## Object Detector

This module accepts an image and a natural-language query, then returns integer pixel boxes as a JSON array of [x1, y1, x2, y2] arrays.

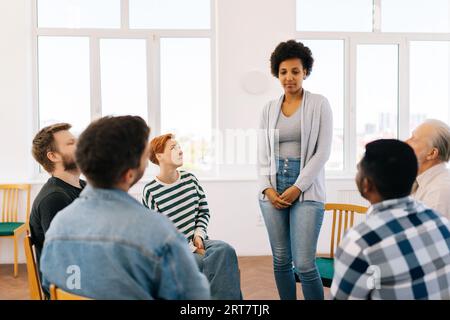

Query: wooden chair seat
[[0, 222, 24, 236], [0, 184, 31, 277]]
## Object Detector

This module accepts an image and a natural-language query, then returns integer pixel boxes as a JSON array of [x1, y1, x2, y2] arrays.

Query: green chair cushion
[[0, 222, 24, 236], [316, 257, 334, 287]]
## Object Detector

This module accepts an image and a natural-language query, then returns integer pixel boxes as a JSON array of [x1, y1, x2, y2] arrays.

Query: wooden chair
[[295, 203, 368, 287], [0, 184, 31, 277], [24, 233, 43, 300], [50, 284, 91, 300], [317, 203, 368, 287]]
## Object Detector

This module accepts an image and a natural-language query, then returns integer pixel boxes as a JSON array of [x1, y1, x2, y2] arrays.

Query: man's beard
[[62, 154, 78, 172], [130, 166, 145, 188]]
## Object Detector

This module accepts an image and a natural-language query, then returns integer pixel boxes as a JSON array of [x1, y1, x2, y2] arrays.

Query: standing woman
[[257, 40, 333, 300]]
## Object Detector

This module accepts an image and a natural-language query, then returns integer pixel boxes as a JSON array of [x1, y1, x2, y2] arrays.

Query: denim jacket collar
[[80, 184, 139, 206]]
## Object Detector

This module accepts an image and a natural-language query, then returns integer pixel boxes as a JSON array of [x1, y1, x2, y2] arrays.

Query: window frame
[[31, 0, 218, 179], [295, 0, 450, 176]]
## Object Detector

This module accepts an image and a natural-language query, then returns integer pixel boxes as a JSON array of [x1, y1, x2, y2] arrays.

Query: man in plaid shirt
[[331, 139, 450, 300]]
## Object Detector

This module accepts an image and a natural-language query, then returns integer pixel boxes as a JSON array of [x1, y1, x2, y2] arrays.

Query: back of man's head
[[360, 139, 418, 200], [75, 116, 150, 188]]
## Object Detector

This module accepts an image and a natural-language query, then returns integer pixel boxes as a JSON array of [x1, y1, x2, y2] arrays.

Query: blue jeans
[[193, 239, 242, 300], [259, 158, 324, 300]]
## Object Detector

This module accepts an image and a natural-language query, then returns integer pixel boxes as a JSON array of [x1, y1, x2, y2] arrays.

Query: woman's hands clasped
[[280, 185, 301, 205], [264, 186, 302, 210]]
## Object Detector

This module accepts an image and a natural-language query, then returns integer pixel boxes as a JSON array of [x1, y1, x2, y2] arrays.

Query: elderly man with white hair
[[406, 119, 450, 219]]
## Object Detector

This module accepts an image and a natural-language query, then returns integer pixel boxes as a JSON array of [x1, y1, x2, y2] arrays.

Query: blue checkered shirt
[[331, 196, 450, 300]]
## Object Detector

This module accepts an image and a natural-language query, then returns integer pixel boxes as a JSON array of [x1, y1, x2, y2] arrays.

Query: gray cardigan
[[257, 90, 333, 203]]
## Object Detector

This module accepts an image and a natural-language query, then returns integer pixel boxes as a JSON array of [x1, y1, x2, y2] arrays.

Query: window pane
[[38, 36, 91, 134], [100, 39, 148, 121], [37, 0, 120, 28], [299, 40, 344, 171], [381, 0, 450, 33], [356, 45, 399, 164], [160, 38, 212, 171], [130, 0, 210, 29], [296, 0, 373, 32], [410, 41, 450, 132]]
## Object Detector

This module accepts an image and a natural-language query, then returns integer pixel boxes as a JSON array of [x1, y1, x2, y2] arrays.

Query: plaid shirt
[[331, 196, 450, 300]]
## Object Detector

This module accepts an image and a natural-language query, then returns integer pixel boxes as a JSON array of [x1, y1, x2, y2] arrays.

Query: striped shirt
[[331, 196, 450, 300], [142, 171, 210, 252]]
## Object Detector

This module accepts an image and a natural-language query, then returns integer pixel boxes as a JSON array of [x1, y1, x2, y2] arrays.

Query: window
[[160, 38, 212, 171], [37, 0, 121, 28], [296, 0, 373, 32], [129, 0, 211, 29], [299, 40, 345, 171], [296, 0, 450, 173], [410, 41, 450, 132], [38, 36, 91, 134], [34, 0, 214, 174], [381, 0, 450, 33], [100, 39, 148, 120], [356, 44, 399, 161]]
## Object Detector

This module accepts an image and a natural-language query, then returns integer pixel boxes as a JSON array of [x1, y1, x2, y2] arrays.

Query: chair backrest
[[0, 184, 31, 224], [50, 284, 91, 300], [325, 203, 368, 258], [24, 233, 43, 300]]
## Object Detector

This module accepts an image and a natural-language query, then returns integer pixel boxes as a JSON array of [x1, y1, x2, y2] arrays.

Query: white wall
[[0, 0, 368, 264], [0, 0, 34, 183], [215, 0, 294, 177]]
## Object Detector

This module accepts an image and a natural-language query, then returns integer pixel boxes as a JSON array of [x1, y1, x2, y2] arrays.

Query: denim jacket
[[40, 185, 210, 300]]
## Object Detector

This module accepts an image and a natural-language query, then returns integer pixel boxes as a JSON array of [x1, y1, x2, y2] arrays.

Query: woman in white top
[[257, 40, 333, 300]]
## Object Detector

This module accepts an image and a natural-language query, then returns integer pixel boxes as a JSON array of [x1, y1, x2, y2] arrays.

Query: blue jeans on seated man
[[259, 158, 324, 300], [193, 239, 242, 300]]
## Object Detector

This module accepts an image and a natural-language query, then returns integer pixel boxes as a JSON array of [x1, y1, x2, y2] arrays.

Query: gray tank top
[[276, 106, 301, 159]]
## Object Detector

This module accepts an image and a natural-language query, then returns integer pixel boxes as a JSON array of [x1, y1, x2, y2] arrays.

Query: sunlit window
[[38, 36, 91, 135], [356, 44, 399, 162], [35, 0, 213, 174], [296, 0, 373, 32], [299, 40, 344, 171]]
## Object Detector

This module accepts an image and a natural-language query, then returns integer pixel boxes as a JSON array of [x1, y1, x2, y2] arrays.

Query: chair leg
[[14, 236, 18, 277]]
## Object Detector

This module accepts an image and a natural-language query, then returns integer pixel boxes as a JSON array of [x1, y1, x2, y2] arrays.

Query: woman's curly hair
[[270, 40, 314, 78]]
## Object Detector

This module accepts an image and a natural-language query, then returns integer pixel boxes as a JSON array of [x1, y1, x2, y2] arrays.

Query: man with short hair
[[40, 116, 210, 300], [30, 123, 86, 266], [406, 119, 450, 219], [331, 139, 450, 300]]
